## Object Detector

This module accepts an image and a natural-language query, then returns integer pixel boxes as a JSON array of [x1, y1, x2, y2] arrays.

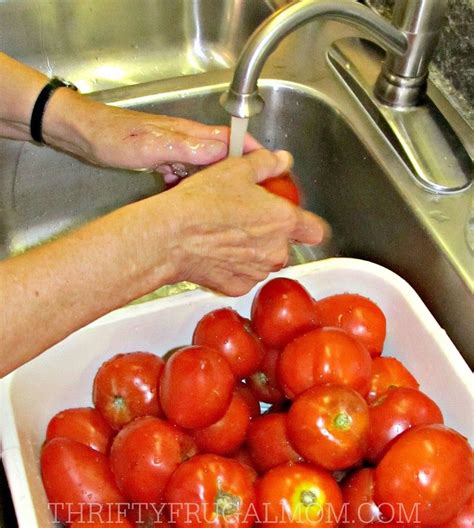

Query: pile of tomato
[[40, 277, 473, 528]]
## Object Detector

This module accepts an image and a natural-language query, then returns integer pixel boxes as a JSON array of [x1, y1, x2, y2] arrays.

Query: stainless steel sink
[[0, 6, 472, 366]]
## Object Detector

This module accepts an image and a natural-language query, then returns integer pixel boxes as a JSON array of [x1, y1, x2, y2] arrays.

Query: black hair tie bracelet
[[30, 77, 78, 144]]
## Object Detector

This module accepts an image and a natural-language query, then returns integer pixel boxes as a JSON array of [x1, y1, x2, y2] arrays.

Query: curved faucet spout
[[220, 0, 408, 118]]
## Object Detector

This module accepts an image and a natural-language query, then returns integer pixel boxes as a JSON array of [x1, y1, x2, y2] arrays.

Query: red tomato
[[255, 462, 343, 527], [340, 468, 382, 527], [251, 278, 319, 349], [71, 518, 133, 528], [46, 407, 114, 455], [128, 504, 171, 527], [193, 308, 265, 378], [165, 454, 256, 528], [246, 347, 286, 404], [259, 172, 301, 205], [93, 351, 165, 430], [236, 382, 261, 419], [315, 294, 386, 357], [41, 438, 124, 525], [374, 424, 474, 525], [247, 413, 303, 473], [278, 327, 372, 399], [438, 494, 474, 528], [367, 386, 444, 462], [287, 384, 369, 471], [109, 416, 196, 503], [159, 345, 235, 428], [367, 357, 419, 403], [193, 389, 251, 455]]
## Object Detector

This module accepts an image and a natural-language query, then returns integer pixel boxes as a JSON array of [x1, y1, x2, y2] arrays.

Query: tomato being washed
[[287, 384, 369, 471], [93, 351, 165, 430], [46, 407, 114, 455], [259, 172, 301, 205], [374, 424, 474, 525], [193, 308, 264, 378], [251, 278, 319, 350], [255, 462, 343, 527], [165, 454, 256, 528], [159, 345, 235, 429], [315, 293, 386, 357]]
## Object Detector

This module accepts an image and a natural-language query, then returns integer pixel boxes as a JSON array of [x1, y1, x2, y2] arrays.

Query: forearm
[[0, 195, 178, 377]]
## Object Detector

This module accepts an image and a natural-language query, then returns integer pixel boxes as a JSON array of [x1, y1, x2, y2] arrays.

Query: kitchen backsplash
[[366, 0, 473, 128]]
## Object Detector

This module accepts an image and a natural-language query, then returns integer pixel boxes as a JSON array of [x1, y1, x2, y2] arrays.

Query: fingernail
[[274, 150, 293, 171]]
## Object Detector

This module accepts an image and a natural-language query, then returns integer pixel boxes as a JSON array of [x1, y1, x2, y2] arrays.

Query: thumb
[[243, 149, 294, 183], [291, 209, 331, 245]]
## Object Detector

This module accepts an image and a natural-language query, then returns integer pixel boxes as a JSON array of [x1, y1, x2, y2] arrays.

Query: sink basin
[[0, 0, 273, 92], [0, 11, 472, 367]]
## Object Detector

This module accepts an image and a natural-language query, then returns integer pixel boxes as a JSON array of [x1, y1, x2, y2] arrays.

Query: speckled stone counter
[[366, 0, 474, 127]]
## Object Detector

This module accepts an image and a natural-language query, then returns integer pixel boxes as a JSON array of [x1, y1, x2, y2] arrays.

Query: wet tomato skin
[[193, 307, 265, 378], [340, 468, 382, 527], [255, 462, 343, 527], [236, 382, 261, 419], [246, 347, 286, 404], [46, 407, 114, 455], [259, 172, 301, 205], [367, 356, 419, 403], [251, 278, 319, 350], [374, 424, 474, 525], [247, 413, 304, 473], [278, 327, 372, 399], [41, 437, 124, 525], [192, 389, 251, 455], [164, 454, 256, 528], [437, 494, 474, 528], [367, 386, 444, 462], [93, 351, 165, 430], [110, 416, 196, 503], [287, 384, 369, 471], [315, 293, 386, 357], [159, 345, 235, 429]]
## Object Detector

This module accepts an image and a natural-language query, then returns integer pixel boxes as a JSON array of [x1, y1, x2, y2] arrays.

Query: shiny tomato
[[193, 308, 264, 378], [70, 518, 133, 528], [41, 438, 124, 525], [287, 384, 369, 471], [109, 416, 196, 503], [438, 494, 474, 528], [247, 413, 303, 473], [93, 351, 165, 430], [70, 508, 132, 528], [367, 357, 419, 403], [165, 454, 256, 528], [236, 382, 261, 419], [315, 294, 386, 357], [251, 278, 319, 349], [259, 172, 300, 205], [46, 407, 114, 455], [193, 389, 251, 455], [246, 347, 286, 404], [278, 327, 372, 399], [367, 386, 444, 462], [374, 424, 474, 525], [340, 468, 382, 527], [255, 462, 343, 527], [159, 345, 235, 428], [128, 504, 171, 527]]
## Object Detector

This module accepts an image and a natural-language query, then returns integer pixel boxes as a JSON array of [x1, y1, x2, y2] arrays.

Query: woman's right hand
[[157, 149, 328, 296]]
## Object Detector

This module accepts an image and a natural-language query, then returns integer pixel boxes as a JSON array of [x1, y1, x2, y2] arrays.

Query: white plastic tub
[[1, 258, 473, 527]]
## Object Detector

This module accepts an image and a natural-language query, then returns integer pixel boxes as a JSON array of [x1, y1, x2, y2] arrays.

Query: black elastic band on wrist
[[30, 78, 78, 144]]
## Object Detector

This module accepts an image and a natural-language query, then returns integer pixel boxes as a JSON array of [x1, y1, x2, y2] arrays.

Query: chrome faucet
[[221, 0, 472, 194]]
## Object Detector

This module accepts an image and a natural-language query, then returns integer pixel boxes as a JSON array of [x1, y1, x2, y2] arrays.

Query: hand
[[43, 89, 260, 170], [162, 149, 328, 296]]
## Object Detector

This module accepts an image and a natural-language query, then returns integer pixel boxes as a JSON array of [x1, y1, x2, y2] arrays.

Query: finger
[[243, 133, 263, 152], [291, 209, 330, 245], [243, 149, 294, 183]]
